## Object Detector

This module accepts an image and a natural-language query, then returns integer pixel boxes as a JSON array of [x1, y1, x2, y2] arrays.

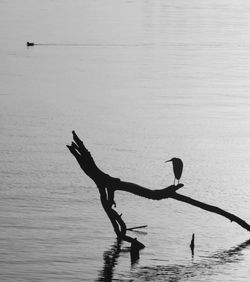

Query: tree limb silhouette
[[67, 131, 250, 247]]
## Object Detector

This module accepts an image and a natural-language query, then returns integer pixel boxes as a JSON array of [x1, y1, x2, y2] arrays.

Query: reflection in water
[[97, 240, 121, 282], [211, 238, 250, 263], [132, 239, 250, 281], [97, 239, 144, 281], [130, 238, 141, 265], [98, 239, 250, 281]]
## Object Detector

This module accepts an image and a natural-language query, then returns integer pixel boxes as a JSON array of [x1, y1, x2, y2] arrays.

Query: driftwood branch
[[67, 131, 250, 247]]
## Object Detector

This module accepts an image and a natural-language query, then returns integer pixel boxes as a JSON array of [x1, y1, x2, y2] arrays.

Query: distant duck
[[165, 157, 183, 185], [26, 42, 34, 46]]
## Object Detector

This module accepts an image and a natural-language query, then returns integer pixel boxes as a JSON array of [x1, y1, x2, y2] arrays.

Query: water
[[1, 0, 250, 281]]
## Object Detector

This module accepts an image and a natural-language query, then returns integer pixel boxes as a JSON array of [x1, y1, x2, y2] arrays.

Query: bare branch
[[171, 193, 250, 231], [67, 131, 250, 244]]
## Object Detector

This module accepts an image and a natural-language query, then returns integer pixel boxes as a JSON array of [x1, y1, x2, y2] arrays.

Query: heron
[[165, 157, 183, 185]]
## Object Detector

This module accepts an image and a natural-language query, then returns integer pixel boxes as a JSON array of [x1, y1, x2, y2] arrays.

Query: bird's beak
[[165, 160, 171, 163]]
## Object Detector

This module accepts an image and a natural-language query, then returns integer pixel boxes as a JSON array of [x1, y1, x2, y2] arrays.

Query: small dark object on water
[[130, 238, 144, 264], [190, 233, 195, 257], [26, 42, 35, 46]]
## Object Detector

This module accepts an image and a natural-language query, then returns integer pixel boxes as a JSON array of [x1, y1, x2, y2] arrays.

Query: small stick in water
[[190, 233, 195, 257], [130, 238, 145, 264], [126, 225, 147, 231]]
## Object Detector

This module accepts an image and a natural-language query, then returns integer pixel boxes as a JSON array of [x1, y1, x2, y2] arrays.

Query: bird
[[165, 157, 183, 185], [26, 42, 34, 46]]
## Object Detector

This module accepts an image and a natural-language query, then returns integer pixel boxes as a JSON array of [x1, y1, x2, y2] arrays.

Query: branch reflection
[[97, 240, 121, 282], [97, 238, 144, 281], [97, 238, 250, 281], [131, 238, 250, 281]]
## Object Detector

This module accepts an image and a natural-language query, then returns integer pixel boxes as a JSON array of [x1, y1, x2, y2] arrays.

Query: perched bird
[[165, 157, 183, 185]]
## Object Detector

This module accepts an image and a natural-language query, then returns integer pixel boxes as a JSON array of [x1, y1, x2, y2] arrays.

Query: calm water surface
[[1, 0, 250, 281]]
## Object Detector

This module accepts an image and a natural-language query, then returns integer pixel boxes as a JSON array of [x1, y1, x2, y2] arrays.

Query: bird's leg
[[173, 178, 176, 186]]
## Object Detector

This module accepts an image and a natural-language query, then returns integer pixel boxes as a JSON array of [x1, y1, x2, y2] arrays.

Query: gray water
[[1, 0, 250, 281]]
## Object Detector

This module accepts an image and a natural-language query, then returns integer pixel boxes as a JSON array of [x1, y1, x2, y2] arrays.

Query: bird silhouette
[[165, 157, 183, 185]]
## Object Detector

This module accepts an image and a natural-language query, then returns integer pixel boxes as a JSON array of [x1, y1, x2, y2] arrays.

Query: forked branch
[[67, 131, 250, 246]]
